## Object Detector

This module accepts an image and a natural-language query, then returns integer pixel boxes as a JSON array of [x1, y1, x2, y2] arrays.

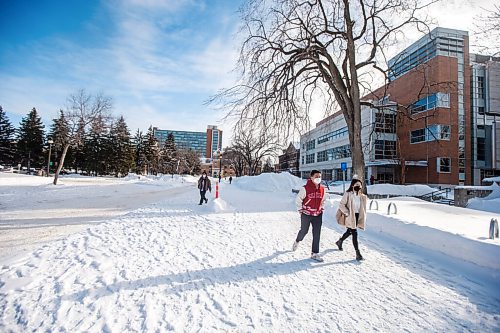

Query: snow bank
[[122, 173, 198, 186], [326, 196, 500, 270], [234, 173, 305, 192], [467, 183, 500, 214], [367, 183, 435, 196]]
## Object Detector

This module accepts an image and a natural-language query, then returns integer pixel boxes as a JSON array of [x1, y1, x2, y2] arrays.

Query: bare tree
[[211, 0, 434, 181], [53, 89, 112, 185], [223, 146, 246, 177], [177, 149, 201, 175], [232, 125, 279, 176], [472, 5, 500, 56]]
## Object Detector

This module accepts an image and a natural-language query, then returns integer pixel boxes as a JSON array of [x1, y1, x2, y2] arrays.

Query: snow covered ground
[[1, 173, 499, 332]]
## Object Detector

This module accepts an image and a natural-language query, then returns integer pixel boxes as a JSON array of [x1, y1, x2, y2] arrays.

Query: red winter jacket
[[295, 179, 326, 216]]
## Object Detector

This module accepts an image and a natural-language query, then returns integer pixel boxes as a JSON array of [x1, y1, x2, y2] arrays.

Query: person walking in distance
[[197, 171, 211, 205], [336, 177, 367, 260], [292, 170, 326, 262], [229, 176, 233, 184]]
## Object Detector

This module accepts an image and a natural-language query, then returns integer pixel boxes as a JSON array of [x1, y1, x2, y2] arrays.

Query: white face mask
[[313, 177, 322, 185]]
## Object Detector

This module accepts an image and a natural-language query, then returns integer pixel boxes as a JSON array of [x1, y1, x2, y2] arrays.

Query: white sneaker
[[311, 253, 324, 262], [292, 241, 299, 251]]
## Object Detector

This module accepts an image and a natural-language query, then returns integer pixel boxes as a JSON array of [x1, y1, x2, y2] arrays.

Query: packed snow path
[[1, 181, 499, 332]]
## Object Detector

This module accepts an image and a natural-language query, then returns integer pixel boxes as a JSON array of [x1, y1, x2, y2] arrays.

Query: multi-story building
[[470, 53, 500, 183], [153, 125, 223, 160], [299, 102, 399, 182], [277, 142, 300, 177], [300, 27, 499, 186]]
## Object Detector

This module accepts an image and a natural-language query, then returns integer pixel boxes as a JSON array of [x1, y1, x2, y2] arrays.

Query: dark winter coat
[[198, 177, 211, 192]]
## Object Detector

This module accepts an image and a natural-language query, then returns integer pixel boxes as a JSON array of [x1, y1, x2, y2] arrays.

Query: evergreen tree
[[48, 110, 71, 174], [0, 106, 16, 166], [83, 115, 109, 175], [109, 116, 134, 176], [143, 126, 160, 175], [17, 107, 46, 171], [133, 129, 147, 174], [161, 133, 177, 174]]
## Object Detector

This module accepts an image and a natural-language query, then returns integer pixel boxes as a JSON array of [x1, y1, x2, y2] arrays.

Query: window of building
[[478, 106, 485, 114], [301, 156, 304, 165], [411, 125, 450, 143], [317, 127, 348, 144], [410, 93, 450, 114], [477, 137, 485, 161], [306, 153, 315, 164], [426, 125, 451, 141], [410, 129, 426, 143], [477, 76, 485, 99], [374, 140, 396, 159], [374, 112, 396, 133], [306, 140, 315, 151], [437, 157, 451, 173]]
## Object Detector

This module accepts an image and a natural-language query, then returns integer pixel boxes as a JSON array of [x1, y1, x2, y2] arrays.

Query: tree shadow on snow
[[61, 250, 350, 302]]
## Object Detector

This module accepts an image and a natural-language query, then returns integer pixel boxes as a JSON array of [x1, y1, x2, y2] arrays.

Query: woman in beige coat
[[336, 177, 367, 260]]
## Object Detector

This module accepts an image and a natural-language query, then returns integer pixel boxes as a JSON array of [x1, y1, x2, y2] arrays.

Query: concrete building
[[153, 125, 223, 160], [299, 27, 500, 186], [299, 102, 399, 182]]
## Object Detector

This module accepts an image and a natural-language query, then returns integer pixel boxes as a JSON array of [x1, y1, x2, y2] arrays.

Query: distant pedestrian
[[229, 176, 233, 184], [370, 174, 375, 185], [197, 171, 211, 205], [218, 175, 222, 183], [292, 170, 326, 262], [335, 177, 367, 260]]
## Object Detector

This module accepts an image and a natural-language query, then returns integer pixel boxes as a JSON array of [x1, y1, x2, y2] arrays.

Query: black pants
[[199, 190, 207, 204], [340, 213, 360, 251], [296, 213, 323, 254]]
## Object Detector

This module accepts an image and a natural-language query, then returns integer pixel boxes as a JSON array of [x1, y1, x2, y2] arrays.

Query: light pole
[[47, 138, 53, 177], [219, 150, 222, 179]]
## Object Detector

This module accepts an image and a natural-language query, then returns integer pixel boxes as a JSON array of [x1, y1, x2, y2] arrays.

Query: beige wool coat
[[338, 191, 367, 230]]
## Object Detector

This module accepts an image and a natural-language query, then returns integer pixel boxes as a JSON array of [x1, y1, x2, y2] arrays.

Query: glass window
[[477, 137, 485, 161], [437, 157, 451, 173], [410, 129, 426, 143], [375, 113, 396, 133], [478, 76, 485, 99], [306, 140, 315, 150], [306, 154, 315, 164], [375, 140, 396, 159]]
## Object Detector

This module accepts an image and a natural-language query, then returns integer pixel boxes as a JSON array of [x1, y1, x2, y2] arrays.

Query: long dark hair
[[346, 178, 363, 193]]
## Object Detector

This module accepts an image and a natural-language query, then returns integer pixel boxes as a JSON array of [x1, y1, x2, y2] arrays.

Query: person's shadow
[[62, 250, 347, 302]]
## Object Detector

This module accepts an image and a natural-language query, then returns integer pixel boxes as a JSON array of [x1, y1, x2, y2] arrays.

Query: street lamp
[[47, 138, 54, 177]]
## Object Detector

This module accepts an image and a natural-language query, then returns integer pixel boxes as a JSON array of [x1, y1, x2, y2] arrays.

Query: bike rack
[[387, 202, 397, 215], [369, 200, 379, 211], [490, 218, 499, 239]]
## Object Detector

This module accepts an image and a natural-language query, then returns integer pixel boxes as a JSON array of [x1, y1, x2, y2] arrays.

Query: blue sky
[[0, 0, 494, 143], [0, 0, 243, 138]]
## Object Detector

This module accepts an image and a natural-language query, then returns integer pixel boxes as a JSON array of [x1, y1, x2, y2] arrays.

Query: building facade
[[299, 103, 399, 183], [277, 142, 300, 177], [300, 27, 499, 186], [153, 125, 223, 161]]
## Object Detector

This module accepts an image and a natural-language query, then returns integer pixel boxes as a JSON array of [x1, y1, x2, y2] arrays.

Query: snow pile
[[467, 183, 500, 214], [234, 172, 305, 192], [483, 176, 500, 184], [123, 173, 198, 186], [367, 183, 436, 196]]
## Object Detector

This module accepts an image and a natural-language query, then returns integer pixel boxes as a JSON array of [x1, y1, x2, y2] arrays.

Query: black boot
[[335, 239, 343, 251], [356, 251, 364, 261]]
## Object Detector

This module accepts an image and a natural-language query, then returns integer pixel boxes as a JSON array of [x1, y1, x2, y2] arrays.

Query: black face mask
[[354, 186, 361, 191]]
